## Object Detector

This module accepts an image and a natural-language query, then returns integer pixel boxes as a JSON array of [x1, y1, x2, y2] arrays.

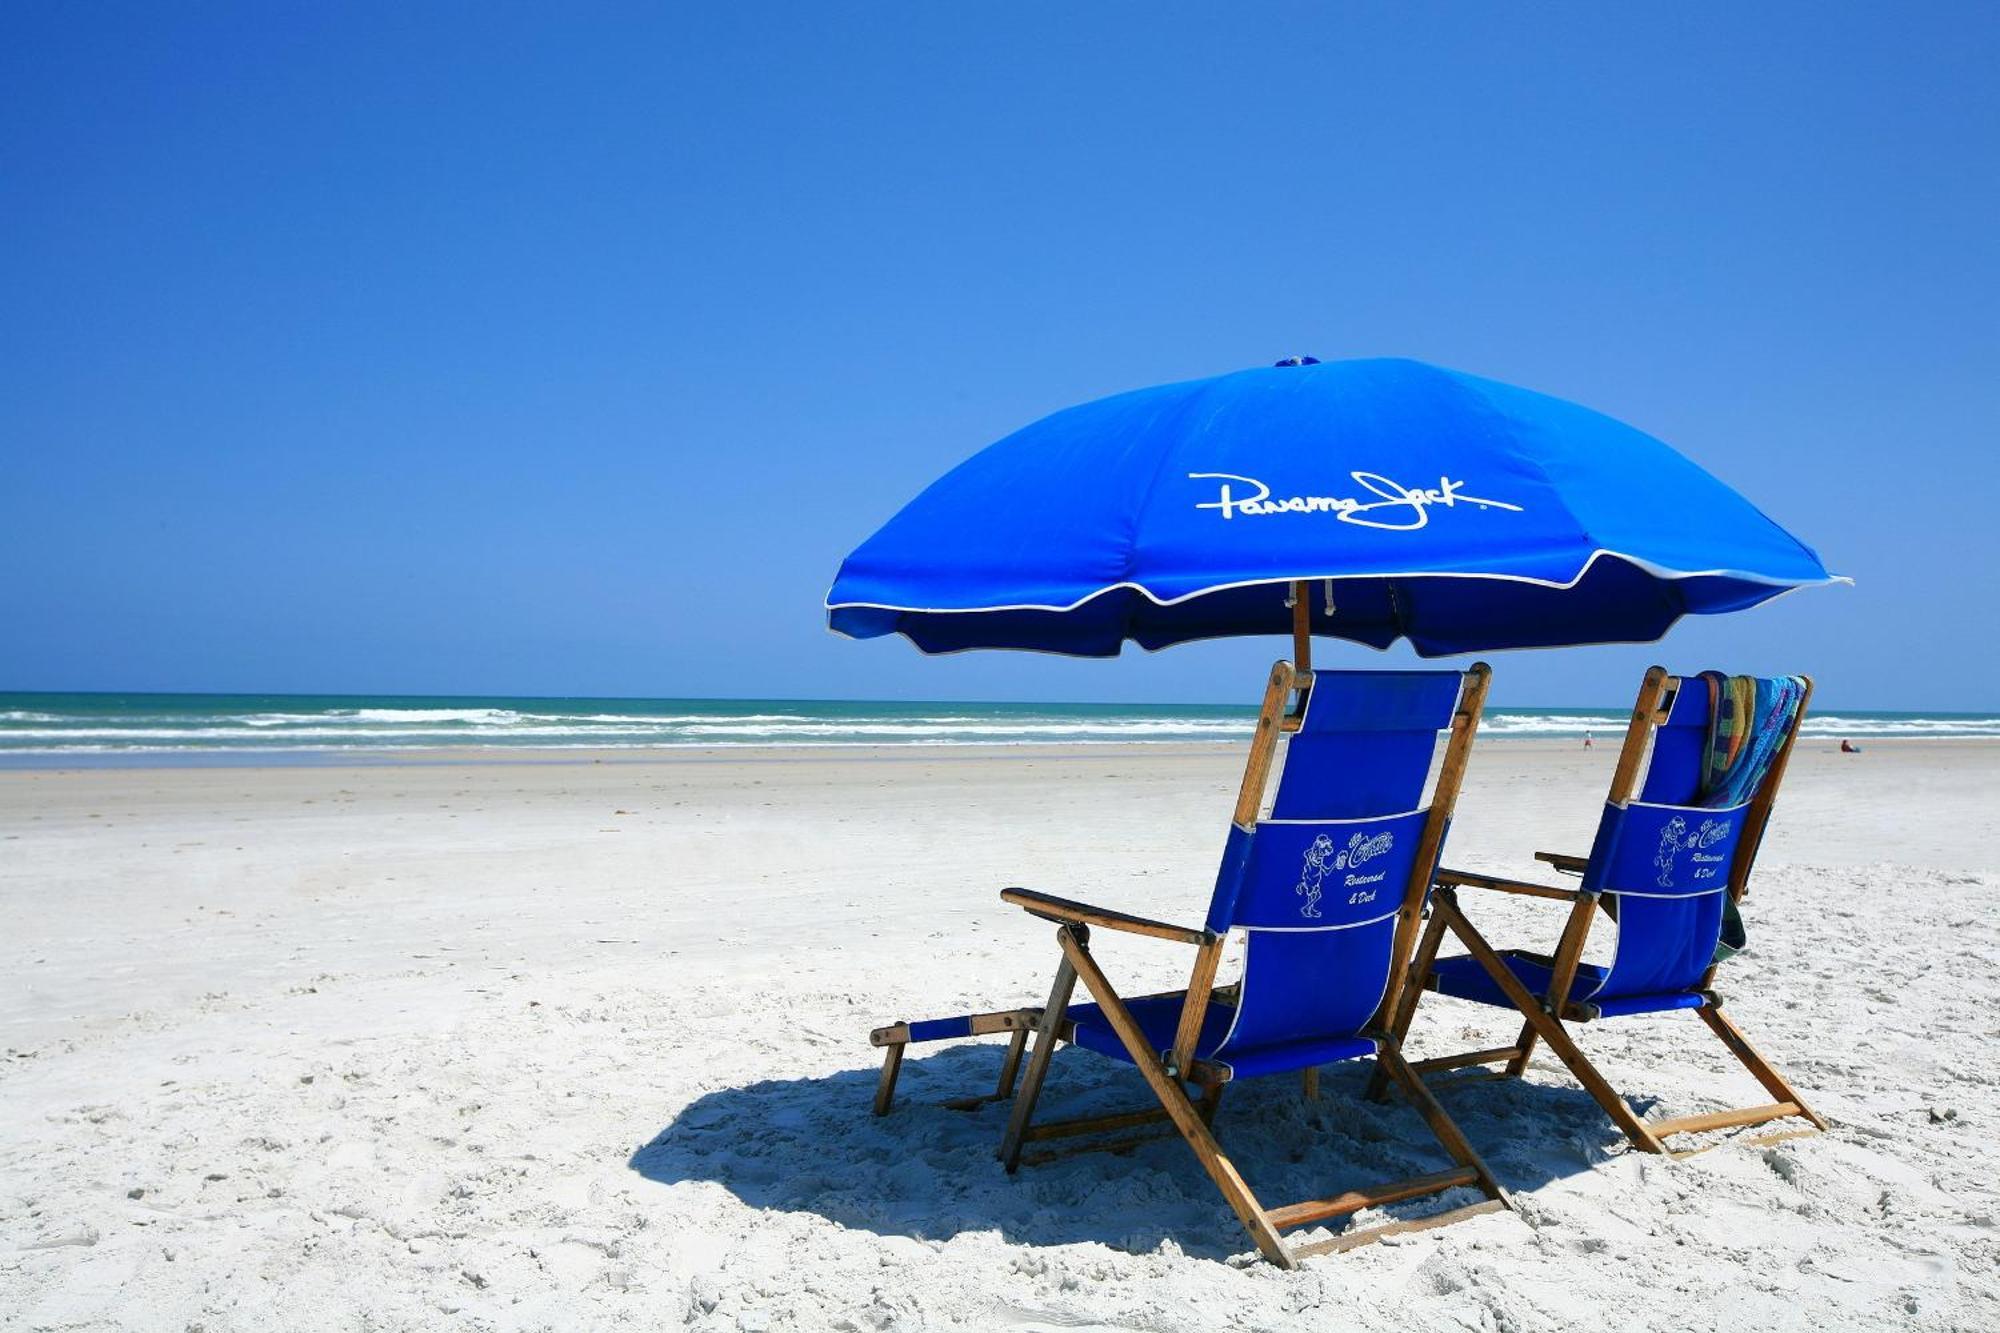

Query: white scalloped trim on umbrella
[[824, 546, 1851, 617]]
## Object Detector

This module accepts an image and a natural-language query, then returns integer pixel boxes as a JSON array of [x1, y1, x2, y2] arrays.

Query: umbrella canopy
[[827, 358, 1843, 657]]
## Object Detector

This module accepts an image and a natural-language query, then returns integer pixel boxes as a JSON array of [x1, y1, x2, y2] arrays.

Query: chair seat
[[1066, 994, 1377, 1079], [1427, 953, 1708, 1019]]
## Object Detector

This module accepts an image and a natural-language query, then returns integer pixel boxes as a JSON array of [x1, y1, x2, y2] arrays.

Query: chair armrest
[[1534, 850, 1588, 876], [1000, 888, 1211, 945], [1434, 867, 1585, 902]]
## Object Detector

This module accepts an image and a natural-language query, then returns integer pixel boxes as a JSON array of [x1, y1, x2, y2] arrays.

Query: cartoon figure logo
[[1296, 835, 1335, 918], [1296, 828, 1398, 918], [1654, 816, 1732, 888], [1654, 815, 1687, 887]]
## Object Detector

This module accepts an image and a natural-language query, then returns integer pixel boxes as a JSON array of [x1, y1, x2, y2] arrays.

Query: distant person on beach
[[1840, 738, 1861, 754], [1583, 731, 1593, 749]]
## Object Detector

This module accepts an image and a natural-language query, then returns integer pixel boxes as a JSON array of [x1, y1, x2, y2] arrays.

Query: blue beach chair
[[1380, 666, 1826, 1155], [868, 662, 1511, 1266]]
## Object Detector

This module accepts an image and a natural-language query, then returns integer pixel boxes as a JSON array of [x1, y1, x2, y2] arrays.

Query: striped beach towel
[[1696, 672, 1808, 960]]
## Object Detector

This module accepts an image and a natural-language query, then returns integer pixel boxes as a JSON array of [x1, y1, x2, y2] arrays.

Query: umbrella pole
[[1290, 580, 1312, 673]]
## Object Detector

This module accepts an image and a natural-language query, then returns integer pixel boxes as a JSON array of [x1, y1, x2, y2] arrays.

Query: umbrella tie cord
[[1323, 579, 1336, 618]]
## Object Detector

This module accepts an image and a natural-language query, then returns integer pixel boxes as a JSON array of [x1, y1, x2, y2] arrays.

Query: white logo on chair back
[[1296, 828, 1398, 918], [1337, 830, 1394, 871], [1189, 471, 1524, 531], [1654, 816, 1732, 888], [1295, 835, 1335, 918], [1336, 830, 1395, 905]]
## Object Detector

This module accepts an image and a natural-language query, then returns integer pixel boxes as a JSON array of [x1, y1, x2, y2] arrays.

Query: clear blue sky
[[4, 5, 1995, 709]]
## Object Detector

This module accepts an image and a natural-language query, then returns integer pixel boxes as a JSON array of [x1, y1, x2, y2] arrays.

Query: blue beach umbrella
[[827, 358, 1843, 657]]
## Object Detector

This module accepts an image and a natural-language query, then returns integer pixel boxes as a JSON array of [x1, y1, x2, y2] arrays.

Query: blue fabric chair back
[[1204, 671, 1463, 1053], [1637, 678, 1710, 805], [1581, 678, 1786, 1002], [1270, 671, 1463, 819]]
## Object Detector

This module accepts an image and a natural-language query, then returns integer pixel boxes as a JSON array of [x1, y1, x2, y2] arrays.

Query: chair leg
[[1695, 1004, 1829, 1132], [1042, 928, 1521, 1266], [1367, 907, 1448, 1102], [998, 937, 1083, 1173], [1375, 1044, 1512, 1209], [1503, 1019, 1540, 1078], [992, 1025, 1030, 1101], [1434, 896, 1667, 1154], [939, 1023, 1039, 1112], [871, 1042, 905, 1116], [1635, 1007, 1828, 1154], [1056, 926, 1295, 1267]]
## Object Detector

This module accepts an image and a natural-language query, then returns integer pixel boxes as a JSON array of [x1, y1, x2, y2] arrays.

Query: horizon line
[[1, 686, 1994, 718]]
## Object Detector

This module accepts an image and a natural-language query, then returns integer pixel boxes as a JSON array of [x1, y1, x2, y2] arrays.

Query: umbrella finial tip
[[1273, 355, 1322, 367]]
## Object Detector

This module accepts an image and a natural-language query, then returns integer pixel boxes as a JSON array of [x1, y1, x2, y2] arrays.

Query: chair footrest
[[1266, 1165, 1478, 1232], [1290, 1197, 1508, 1258], [871, 1008, 1042, 1046], [1651, 1101, 1801, 1137]]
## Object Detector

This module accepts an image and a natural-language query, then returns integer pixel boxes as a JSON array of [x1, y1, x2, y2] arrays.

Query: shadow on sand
[[629, 1042, 1624, 1260]]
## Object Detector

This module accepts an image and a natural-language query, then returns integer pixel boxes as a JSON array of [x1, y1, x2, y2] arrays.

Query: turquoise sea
[[1, 692, 1996, 766]]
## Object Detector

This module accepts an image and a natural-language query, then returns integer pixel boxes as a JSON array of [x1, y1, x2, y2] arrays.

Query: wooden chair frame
[[868, 606, 1509, 1266], [1375, 666, 1828, 1157]]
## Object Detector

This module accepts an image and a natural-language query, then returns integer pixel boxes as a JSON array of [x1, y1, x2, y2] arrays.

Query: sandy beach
[[3, 739, 1997, 1330]]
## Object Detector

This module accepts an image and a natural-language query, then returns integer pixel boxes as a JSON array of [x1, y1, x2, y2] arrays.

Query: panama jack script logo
[[1189, 471, 1524, 531]]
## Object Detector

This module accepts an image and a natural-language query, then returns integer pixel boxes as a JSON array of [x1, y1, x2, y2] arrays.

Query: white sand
[[2, 740, 1997, 1331]]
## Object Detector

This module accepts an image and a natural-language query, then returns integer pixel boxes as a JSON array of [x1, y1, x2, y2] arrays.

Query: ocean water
[[1, 692, 1996, 765]]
